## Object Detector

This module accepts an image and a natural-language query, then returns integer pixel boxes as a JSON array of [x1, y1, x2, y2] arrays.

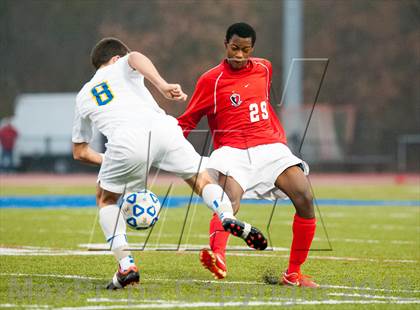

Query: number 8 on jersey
[[91, 82, 114, 106]]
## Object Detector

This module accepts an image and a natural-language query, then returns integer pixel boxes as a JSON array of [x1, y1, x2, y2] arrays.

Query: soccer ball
[[121, 190, 161, 230]]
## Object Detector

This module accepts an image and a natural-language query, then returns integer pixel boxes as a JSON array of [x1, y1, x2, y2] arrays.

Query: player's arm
[[71, 103, 102, 165], [177, 77, 213, 137], [128, 51, 187, 101], [72, 142, 103, 166]]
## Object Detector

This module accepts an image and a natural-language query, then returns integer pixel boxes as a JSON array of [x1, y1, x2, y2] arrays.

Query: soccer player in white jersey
[[72, 38, 268, 289]]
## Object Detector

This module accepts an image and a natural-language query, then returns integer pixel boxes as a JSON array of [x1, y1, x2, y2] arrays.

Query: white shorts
[[98, 121, 206, 193], [207, 143, 308, 200]]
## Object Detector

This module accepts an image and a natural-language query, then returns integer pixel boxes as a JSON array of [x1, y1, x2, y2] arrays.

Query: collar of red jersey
[[222, 58, 254, 74]]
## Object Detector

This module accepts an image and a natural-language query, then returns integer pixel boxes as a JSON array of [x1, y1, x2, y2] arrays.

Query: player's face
[[225, 35, 254, 70]]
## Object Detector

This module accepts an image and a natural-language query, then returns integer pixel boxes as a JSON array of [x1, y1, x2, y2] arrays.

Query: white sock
[[119, 255, 135, 271], [99, 204, 133, 263], [202, 184, 235, 221]]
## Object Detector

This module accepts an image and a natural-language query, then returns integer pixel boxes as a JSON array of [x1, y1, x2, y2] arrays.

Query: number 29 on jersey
[[249, 101, 269, 123], [91, 82, 114, 106]]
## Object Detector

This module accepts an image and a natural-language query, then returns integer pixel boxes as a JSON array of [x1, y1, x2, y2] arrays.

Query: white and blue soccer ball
[[121, 190, 161, 230]]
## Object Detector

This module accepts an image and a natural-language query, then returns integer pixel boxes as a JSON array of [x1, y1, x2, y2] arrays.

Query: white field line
[[159, 278, 420, 293], [322, 284, 420, 293], [53, 299, 420, 309], [77, 243, 290, 251], [369, 224, 420, 231], [0, 247, 111, 256], [0, 246, 417, 264], [310, 255, 417, 264], [0, 272, 258, 286], [0, 272, 253, 286], [134, 231, 211, 239], [389, 213, 415, 219], [313, 237, 416, 245], [87, 297, 322, 303], [229, 252, 418, 264], [86, 235, 419, 248], [1, 273, 420, 294], [26, 234, 413, 246], [0, 304, 49, 308], [328, 292, 420, 300], [87, 297, 311, 304], [149, 277, 261, 286], [0, 272, 103, 280], [390, 240, 417, 244], [84, 297, 420, 307], [70, 230, 212, 239], [87, 298, 176, 303], [0, 229, 209, 239], [383, 259, 418, 263], [300, 222, 420, 231]]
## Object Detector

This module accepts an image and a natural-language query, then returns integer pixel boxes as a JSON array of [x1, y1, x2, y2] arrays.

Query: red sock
[[209, 213, 229, 259], [288, 214, 316, 274]]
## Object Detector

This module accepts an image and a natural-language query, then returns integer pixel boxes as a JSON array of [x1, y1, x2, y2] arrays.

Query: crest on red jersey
[[230, 93, 242, 107]]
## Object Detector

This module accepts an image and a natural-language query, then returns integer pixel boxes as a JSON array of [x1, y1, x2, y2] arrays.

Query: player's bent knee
[[98, 189, 120, 208], [190, 171, 214, 195], [302, 190, 313, 205], [295, 192, 313, 209], [198, 170, 215, 185]]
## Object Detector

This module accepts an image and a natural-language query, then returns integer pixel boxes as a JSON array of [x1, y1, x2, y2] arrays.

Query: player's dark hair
[[225, 22, 256, 46], [91, 37, 130, 69]]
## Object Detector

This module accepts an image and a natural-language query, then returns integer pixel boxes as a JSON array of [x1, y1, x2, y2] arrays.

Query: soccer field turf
[[0, 181, 419, 309]]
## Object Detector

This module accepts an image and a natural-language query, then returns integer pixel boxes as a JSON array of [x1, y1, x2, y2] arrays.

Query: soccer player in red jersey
[[178, 22, 318, 287]]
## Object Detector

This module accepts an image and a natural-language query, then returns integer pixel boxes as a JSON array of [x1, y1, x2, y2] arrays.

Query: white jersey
[[72, 55, 175, 143]]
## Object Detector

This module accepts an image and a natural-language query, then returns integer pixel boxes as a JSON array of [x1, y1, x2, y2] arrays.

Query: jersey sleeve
[[177, 76, 213, 137], [72, 104, 93, 143]]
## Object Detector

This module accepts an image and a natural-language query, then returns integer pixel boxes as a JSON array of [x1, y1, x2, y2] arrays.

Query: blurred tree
[[304, 0, 420, 156]]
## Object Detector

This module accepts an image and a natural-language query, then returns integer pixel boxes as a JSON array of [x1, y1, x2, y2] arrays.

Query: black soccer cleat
[[222, 218, 268, 250], [106, 266, 140, 290]]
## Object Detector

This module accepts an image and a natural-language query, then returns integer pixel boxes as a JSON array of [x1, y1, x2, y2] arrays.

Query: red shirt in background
[[177, 58, 287, 150], [0, 124, 18, 151]]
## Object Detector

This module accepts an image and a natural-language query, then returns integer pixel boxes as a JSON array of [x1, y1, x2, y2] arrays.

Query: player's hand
[[160, 83, 188, 101]]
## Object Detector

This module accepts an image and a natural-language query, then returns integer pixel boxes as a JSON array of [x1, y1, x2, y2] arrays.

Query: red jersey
[[178, 58, 287, 149]]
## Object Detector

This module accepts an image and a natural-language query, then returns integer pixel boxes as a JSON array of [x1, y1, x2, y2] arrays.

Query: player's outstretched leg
[[221, 218, 268, 250]]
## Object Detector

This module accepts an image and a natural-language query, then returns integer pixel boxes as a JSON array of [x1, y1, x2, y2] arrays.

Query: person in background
[[0, 118, 18, 172]]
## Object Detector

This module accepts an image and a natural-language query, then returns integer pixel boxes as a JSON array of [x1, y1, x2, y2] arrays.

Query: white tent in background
[[12, 93, 103, 168]]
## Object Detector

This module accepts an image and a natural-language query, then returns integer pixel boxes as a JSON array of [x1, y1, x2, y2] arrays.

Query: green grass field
[[0, 182, 419, 309]]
